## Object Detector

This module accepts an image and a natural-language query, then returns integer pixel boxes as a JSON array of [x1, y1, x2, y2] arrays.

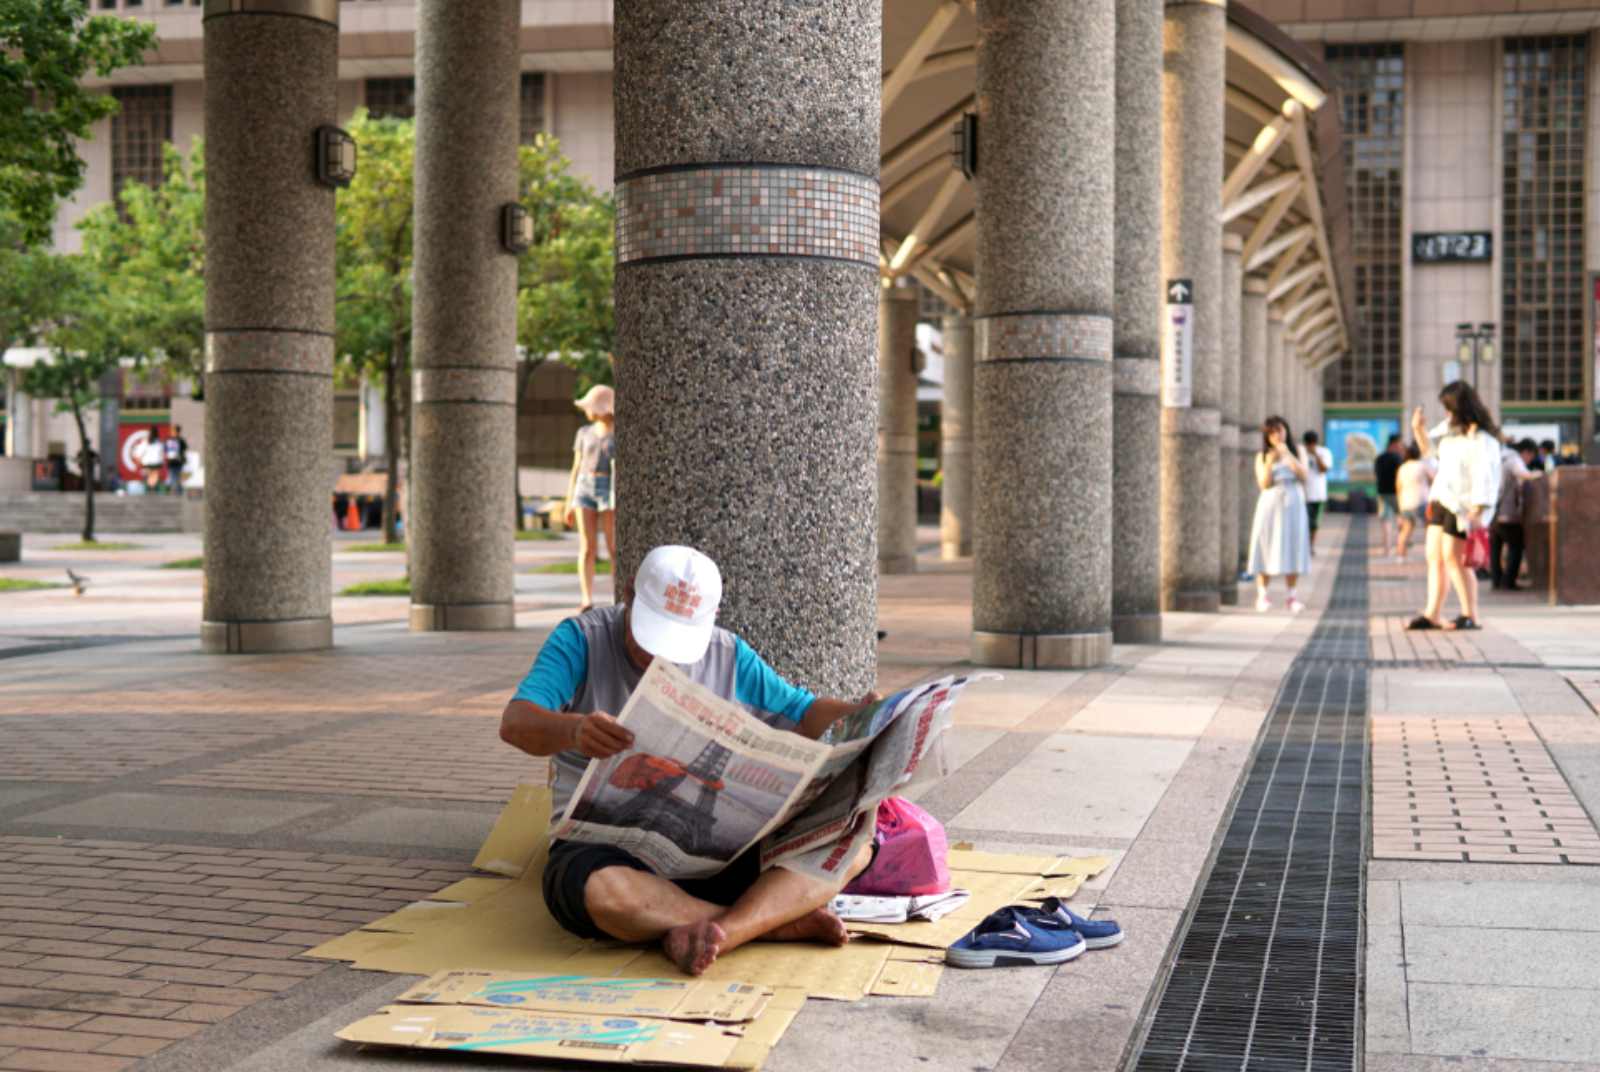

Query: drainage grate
[[1132, 521, 1369, 1072]]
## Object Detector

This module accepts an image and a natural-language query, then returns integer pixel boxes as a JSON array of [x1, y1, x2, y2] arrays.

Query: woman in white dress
[[1248, 416, 1313, 613]]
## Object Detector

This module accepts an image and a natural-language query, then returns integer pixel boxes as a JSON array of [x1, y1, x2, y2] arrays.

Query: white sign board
[[1162, 278, 1194, 408]]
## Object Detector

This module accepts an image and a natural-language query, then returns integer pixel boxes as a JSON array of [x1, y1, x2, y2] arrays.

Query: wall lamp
[[315, 126, 357, 188], [950, 113, 978, 180], [501, 203, 533, 254]]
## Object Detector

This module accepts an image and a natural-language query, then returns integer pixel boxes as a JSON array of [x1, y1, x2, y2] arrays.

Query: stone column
[[1159, 0, 1224, 613], [878, 285, 919, 575], [1217, 233, 1242, 605], [940, 312, 974, 560], [971, 0, 1115, 670], [612, 0, 880, 696], [5, 372, 33, 459], [1239, 276, 1268, 569], [97, 370, 120, 490], [408, 0, 520, 633], [1266, 311, 1285, 420], [1112, 0, 1164, 645], [200, 0, 337, 654]]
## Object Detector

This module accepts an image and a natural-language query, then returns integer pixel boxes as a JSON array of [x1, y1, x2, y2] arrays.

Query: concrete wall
[[1405, 40, 1500, 424], [551, 70, 615, 191]]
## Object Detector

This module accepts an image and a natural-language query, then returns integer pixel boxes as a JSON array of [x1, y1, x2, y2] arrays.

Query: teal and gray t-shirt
[[512, 604, 816, 815]]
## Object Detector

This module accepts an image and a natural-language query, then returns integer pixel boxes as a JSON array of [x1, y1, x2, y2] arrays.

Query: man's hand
[[573, 711, 634, 758]]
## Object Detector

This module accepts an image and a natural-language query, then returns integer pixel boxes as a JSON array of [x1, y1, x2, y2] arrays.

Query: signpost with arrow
[[1163, 278, 1195, 408]]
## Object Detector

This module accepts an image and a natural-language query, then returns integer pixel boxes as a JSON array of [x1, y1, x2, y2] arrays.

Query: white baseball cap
[[629, 545, 723, 664]]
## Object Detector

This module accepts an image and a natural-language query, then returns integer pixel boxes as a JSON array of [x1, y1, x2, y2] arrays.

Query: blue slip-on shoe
[[1030, 897, 1125, 950], [946, 906, 1087, 968]]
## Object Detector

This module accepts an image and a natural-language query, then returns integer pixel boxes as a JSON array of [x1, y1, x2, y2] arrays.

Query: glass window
[[1325, 43, 1404, 404], [1503, 35, 1587, 404], [520, 72, 546, 145], [110, 85, 173, 200], [364, 77, 415, 120]]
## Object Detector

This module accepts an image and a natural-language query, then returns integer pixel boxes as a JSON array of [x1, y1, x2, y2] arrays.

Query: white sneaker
[[1288, 597, 1306, 614], [1255, 594, 1272, 613]]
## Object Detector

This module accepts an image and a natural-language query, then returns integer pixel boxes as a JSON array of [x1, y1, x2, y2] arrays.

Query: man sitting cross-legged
[[499, 544, 877, 975]]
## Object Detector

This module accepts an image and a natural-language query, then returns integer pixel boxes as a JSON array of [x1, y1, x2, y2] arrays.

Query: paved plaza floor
[[2, 519, 1599, 1070]]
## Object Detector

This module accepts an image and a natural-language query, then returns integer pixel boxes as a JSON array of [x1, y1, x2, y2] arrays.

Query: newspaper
[[831, 890, 971, 924], [550, 659, 980, 882]]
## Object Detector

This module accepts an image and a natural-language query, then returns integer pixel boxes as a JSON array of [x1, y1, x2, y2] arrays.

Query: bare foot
[[762, 906, 849, 946], [663, 919, 725, 975]]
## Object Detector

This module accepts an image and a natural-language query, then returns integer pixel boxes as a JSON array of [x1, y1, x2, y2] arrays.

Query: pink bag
[[842, 796, 950, 896]]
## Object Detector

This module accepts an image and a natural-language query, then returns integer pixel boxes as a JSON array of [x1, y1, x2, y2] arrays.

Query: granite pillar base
[[878, 287, 919, 575], [940, 313, 974, 560], [1238, 445, 1256, 571], [1113, 614, 1163, 645], [973, 629, 1114, 670], [1113, 362, 1162, 643], [1217, 422, 1240, 604], [1161, 406, 1222, 613]]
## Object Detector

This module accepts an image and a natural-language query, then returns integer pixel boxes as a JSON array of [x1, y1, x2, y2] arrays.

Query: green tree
[[21, 254, 122, 542], [335, 110, 415, 544], [0, 208, 76, 354], [76, 139, 206, 384], [0, 0, 156, 244], [516, 134, 615, 397]]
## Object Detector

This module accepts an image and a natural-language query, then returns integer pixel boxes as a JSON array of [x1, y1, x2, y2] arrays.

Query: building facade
[[1, 0, 615, 488], [1264, 3, 1600, 461]]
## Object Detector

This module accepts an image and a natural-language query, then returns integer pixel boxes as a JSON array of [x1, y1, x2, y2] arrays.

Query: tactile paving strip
[[1370, 715, 1600, 864]]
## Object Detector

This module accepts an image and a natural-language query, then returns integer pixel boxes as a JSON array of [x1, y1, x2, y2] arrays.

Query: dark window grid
[[520, 72, 546, 145], [364, 77, 415, 120], [111, 85, 172, 199], [1503, 35, 1587, 403]]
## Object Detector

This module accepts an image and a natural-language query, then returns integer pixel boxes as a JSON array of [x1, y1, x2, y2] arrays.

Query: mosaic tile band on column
[[616, 166, 879, 266], [974, 313, 1113, 362]]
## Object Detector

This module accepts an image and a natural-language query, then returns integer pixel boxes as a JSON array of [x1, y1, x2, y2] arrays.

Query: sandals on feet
[[1452, 616, 1481, 631], [1407, 615, 1439, 630]]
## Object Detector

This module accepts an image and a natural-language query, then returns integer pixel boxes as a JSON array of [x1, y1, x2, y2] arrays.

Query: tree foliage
[[76, 140, 206, 383], [0, 208, 76, 353], [0, 0, 156, 244], [516, 135, 614, 393]]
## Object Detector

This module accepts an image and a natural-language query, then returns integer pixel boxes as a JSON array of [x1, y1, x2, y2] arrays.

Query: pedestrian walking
[[1490, 438, 1539, 591], [1247, 416, 1312, 614], [563, 384, 616, 613], [163, 425, 189, 494], [1407, 381, 1502, 632], [1373, 434, 1403, 555], [1299, 430, 1332, 552], [1394, 442, 1430, 561]]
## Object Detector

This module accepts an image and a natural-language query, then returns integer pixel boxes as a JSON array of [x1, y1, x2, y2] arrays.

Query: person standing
[[1394, 443, 1430, 562], [1299, 430, 1332, 552], [163, 425, 189, 494], [1407, 382, 1502, 631], [563, 384, 617, 613], [1490, 438, 1539, 590], [138, 431, 166, 493], [1247, 416, 1312, 613], [1536, 439, 1556, 472], [1373, 434, 1403, 556]]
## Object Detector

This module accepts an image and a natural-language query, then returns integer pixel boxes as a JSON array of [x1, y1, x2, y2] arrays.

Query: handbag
[[1465, 527, 1491, 570], [841, 796, 950, 897]]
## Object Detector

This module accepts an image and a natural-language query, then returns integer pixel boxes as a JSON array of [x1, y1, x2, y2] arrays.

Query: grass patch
[[516, 529, 564, 542], [50, 540, 141, 551], [159, 556, 204, 570], [343, 542, 407, 553], [339, 577, 411, 597], [0, 577, 66, 592], [530, 559, 612, 575]]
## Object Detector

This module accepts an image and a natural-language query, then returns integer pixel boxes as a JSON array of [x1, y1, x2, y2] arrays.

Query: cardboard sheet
[[397, 971, 773, 1023], [307, 784, 1108, 1005]]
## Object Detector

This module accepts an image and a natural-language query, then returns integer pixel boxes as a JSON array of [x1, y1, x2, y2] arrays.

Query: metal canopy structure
[[879, 0, 1353, 370]]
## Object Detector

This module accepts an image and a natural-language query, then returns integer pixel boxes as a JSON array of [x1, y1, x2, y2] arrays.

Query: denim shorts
[[575, 475, 612, 513]]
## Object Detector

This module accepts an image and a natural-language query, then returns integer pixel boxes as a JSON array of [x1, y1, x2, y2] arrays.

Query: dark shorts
[[1377, 493, 1399, 518], [542, 840, 762, 940], [1427, 501, 1466, 539], [1306, 501, 1325, 532]]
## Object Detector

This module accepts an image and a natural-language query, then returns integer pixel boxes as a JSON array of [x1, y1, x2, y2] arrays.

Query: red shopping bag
[[1465, 528, 1490, 571], [842, 796, 950, 896]]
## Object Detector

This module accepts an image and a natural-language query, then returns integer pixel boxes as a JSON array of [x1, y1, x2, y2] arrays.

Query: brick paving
[[0, 837, 471, 1070]]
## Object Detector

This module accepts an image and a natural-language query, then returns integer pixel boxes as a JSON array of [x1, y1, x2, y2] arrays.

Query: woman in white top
[[1247, 416, 1313, 613], [1393, 443, 1430, 560], [1407, 381, 1502, 631], [563, 384, 616, 613]]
